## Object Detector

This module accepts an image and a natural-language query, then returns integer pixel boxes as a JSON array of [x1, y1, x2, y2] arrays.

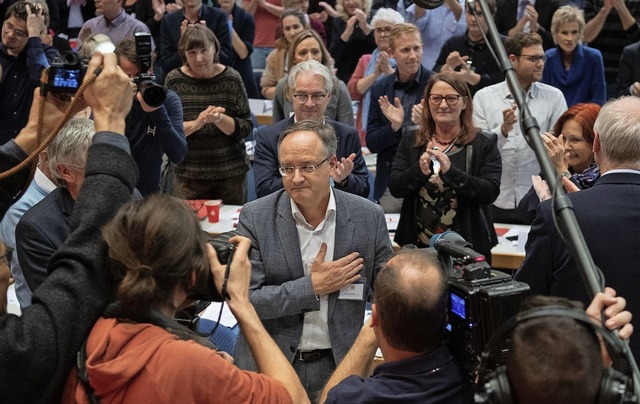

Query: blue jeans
[[250, 46, 273, 70]]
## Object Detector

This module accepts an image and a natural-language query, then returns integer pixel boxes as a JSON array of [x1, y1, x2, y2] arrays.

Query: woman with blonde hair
[[542, 5, 605, 106], [329, 0, 376, 83]]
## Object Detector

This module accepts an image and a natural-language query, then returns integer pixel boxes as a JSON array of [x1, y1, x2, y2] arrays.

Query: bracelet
[[213, 114, 223, 124], [561, 171, 571, 179]]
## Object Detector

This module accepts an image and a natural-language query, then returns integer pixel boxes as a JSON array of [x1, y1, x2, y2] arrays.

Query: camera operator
[[115, 37, 187, 196], [319, 248, 472, 404], [61, 199, 309, 403]]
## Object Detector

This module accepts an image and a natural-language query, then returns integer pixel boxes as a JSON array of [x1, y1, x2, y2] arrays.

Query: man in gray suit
[[235, 120, 394, 400]]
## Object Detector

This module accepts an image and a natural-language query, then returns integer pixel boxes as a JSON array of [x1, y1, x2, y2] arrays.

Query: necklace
[[433, 134, 458, 146]]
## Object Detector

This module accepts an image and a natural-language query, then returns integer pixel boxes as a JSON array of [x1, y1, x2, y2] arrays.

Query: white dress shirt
[[291, 189, 337, 351], [473, 81, 567, 209]]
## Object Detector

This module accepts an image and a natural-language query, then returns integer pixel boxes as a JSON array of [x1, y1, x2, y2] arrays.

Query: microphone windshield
[[412, 0, 445, 9]]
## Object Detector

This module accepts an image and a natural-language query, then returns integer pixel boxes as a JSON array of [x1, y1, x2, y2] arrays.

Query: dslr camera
[[133, 32, 166, 108], [188, 231, 240, 302], [47, 52, 88, 94]]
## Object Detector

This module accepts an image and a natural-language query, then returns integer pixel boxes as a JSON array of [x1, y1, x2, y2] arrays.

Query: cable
[[0, 67, 102, 181]]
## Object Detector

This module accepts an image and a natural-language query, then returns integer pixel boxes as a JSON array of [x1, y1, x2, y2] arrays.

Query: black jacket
[[389, 129, 501, 259]]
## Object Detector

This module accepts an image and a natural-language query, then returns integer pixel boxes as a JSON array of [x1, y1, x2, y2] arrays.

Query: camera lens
[[138, 79, 166, 108]]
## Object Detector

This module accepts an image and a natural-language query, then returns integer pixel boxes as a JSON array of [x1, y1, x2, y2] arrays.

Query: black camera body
[[47, 52, 88, 94], [188, 231, 240, 302], [425, 232, 531, 380], [133, 32, 166, 108], [446, 273, 530, 380]]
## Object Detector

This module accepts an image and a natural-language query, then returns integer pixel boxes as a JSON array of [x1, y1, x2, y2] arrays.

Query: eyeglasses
[[428, 94, 462, 106], [293, 92, 328, 103], [519, 54, 547, 63], [279, 158, 328, 176], [374, 26, 393, 34], [3, 21, 28, 40]]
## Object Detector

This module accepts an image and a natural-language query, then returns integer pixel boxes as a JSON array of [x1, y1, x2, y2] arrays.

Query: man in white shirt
[[235, 120, 393, 401], [473, 32, 566, 223]]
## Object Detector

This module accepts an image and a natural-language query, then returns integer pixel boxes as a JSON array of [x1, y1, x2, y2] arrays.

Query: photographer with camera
[[0, 0, 60, 144], [0, 50, 137, 402], [115, 35, 187, 196], [61, 196, 309, 403]]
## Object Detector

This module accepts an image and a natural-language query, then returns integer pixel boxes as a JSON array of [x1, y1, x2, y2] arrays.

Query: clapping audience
[[3, 0, 640, 401]]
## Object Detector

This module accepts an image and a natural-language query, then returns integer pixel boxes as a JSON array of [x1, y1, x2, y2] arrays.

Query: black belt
[[295, 349, 332, 363]]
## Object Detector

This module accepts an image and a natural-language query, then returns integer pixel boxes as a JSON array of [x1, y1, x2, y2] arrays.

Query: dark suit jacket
[[234, 188, 394, 372], [16, 186, 74, 293], [159, 5, 233, 75], [515, 172, 640, 361], [617, 41, 640, 96], [366, 66, 431, 201], [253, 116, 370, 198], [493, 0, 559, 50]]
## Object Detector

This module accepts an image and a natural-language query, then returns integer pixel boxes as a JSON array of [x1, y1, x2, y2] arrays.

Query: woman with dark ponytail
[[62, 194, 308, 403]]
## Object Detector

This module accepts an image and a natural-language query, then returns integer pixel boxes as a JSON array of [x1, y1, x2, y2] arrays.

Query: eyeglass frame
[[428, 94, 463, 106], [519, 54, 547, 63], [292, 92, 329, 104], [374, 26, 393, 34], [279, 157, 328, 176], [2, 20, 28, 40]]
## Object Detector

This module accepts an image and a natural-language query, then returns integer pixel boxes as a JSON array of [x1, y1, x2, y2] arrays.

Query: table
[[200, 204, 243, 234], [491, 224, 530, 270], [249, 98, 273, 126]]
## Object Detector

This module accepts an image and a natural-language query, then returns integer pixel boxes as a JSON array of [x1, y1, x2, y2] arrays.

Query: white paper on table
[[200, 301, 238, 328]]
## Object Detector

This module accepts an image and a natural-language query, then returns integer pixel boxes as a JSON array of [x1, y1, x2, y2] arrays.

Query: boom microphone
[[412, 0, 445, 9], [430, 231, 486, 262]]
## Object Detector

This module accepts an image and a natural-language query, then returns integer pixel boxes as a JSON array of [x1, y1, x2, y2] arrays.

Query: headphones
[[475, 306, 635, 404]]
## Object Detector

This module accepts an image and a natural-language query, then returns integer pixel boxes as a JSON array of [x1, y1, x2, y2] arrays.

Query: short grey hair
[[371, 8, 404, 27], [593, 97, 640, 169], [287, 60, 334, 94], [278, 120, 337, 159], [47, 118, 95, 186]]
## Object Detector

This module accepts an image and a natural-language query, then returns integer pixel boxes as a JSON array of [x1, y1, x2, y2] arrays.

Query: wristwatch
[[561, 171, 571, 179]]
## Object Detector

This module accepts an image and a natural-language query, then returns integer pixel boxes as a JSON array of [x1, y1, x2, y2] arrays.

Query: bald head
[[374, 249, 448, 353], [594, 96, 640, 171]]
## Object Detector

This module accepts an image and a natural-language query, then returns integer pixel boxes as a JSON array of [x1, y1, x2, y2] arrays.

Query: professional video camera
[[188, 231, 239, 302], [430, 231, 530, 380], [133, 32, 166, 108], [47, 52, 88, 94]]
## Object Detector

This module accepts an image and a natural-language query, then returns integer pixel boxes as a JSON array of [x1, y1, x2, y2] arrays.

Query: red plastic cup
[[205, 200, 222, 223]]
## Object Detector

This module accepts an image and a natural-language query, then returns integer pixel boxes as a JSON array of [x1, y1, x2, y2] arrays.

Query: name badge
[[339, 278, 365, 301]]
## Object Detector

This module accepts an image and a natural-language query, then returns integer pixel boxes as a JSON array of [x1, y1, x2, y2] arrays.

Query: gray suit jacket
[[234, 189, 393, 370]]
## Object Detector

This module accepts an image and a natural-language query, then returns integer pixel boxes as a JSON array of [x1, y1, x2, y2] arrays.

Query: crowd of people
[[1, 0, 640, 401]]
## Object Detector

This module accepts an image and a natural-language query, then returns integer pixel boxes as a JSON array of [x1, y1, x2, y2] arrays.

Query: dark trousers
[[490, 204, 521, 224], [293, 351, 336, 402], [176, 173, 247, 205]]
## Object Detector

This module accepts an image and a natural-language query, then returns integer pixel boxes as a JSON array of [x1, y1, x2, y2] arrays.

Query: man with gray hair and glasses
[[236, 119, 393, 401], [14, 118, 95, 299], [0, 119, 92, 308], [254, 59, 370, 199]]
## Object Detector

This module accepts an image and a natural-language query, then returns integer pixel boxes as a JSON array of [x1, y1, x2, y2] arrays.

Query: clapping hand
[[378, 95, 404, 132]]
